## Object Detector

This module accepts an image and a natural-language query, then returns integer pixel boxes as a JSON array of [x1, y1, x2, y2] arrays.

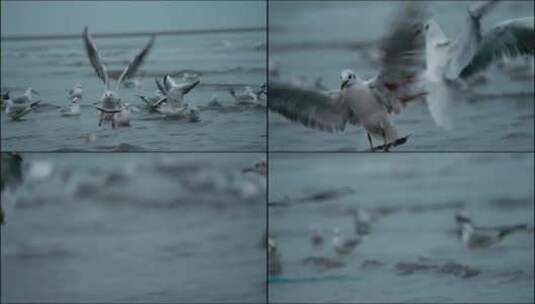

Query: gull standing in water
[[423, 0, 534, 128], [456, 210, 528, 249], [83, 26, 154, 128], [60, 96, 81, 116], [155, 75, 200, 118], [269, 2, 428, 151], [114, 102, 139, 127], [4, 95, 40, 120], [229, 85, 266, 107], [309, 225, 324, 246], [332, 227, 362, 255], [67, 83, 83, 100], [8, 88, 40, 104]]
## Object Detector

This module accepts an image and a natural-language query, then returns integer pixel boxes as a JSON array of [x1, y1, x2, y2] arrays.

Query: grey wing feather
[[155, 78, 167, 95], [374, 2, 427, 112], [377, 1, 427, 82], [83, 27, 109, 88], [468, 0, 500, 19], [445, 1, 500, 79], [459, 17, 534, 78], [116, 36, 155, 89], [12, 95, 30, 104], [269, 83, 358, 133]]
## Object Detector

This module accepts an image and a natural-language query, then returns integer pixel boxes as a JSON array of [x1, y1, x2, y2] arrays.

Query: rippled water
[[1, 153, 266, 302], [268, 153, 534, 302], [269, 1, 534, 151], [1, 2, 266, 151]]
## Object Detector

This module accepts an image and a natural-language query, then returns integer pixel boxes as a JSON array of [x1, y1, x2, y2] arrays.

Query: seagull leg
[[366, 133, 375, 152], [381, 130, 390, 152]]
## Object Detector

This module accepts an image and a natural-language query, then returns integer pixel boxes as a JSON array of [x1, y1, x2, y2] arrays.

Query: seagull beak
[[340, 80, 349, 90]]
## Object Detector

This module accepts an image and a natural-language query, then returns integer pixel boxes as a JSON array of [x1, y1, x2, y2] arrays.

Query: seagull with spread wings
[[269, 2, 428, 151], [423, 0, 534, 128], [83, 27, 154, 128]]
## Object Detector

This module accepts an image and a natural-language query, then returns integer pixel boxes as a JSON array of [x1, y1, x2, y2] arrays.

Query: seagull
[[241, 159, 266, 176], [309, 225, 324, 246], [229, 85, 266, 106], [332, 227, 362, 255], [423, 1, 534, 127], [157, 75, 200, 108], [268, 236, 283, 275], [457, 211, 528, 249], [60, 96, 81, 116], [66, 83, 83, 100], [114, 102, 139, 127], [155, 76, 200, 118], [4, 97, 40, 120], [351, 207, 373, 236], [9, 88, 40, 104], [83, 26, 155, 128], [269, 2, 428, 151], [136, 90, 166, 112]]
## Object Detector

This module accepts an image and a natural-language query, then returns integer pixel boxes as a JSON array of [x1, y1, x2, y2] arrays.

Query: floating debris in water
[[302, 256, 345, 271], [395, 261, 480, 278]]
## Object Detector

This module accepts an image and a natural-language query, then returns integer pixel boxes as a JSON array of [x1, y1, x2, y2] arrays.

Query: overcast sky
[[1, 1, 265, 36]]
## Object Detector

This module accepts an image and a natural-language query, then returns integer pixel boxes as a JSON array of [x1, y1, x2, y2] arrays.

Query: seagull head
[[75, 83, 82, 89], [423, 19, 449, 46], [340, 69, 359, 90], [26, 87, 39, 96], [455, 209, 472, 226], [102, 90, 119, 102]]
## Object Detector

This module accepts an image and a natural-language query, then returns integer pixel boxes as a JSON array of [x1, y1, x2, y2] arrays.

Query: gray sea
[[268, 153, 534, 303], [1, 153, 266, 302], [1, 1, 266, 151], [269, 1, 534, 151]]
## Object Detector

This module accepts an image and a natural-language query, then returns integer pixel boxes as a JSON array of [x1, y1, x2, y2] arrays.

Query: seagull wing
[[459, 17, 534, 78], [445, 1, 501, 79], [155, 78, 167, 95], [269, 83, 358, 133], [83, 27, 109, 89], [11, 95, 30, 104], [373, 1, 428, 113], [163, 75, 177, 91], [177, 80, 200, 95], [116, 35, 155, 90], [469, 0, 500, 19]]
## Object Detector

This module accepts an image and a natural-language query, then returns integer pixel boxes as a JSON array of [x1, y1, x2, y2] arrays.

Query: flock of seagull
[[1, 26, 266, 129], [268, 205, 531, 276], [269, 0, 534, 151]]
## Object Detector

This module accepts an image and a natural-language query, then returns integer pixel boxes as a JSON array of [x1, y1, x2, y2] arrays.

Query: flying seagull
[[269, 2, 428, 151], [423, 0, 534, 127], [83, 26, 154, 128], [155, 75, 200, 118]]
